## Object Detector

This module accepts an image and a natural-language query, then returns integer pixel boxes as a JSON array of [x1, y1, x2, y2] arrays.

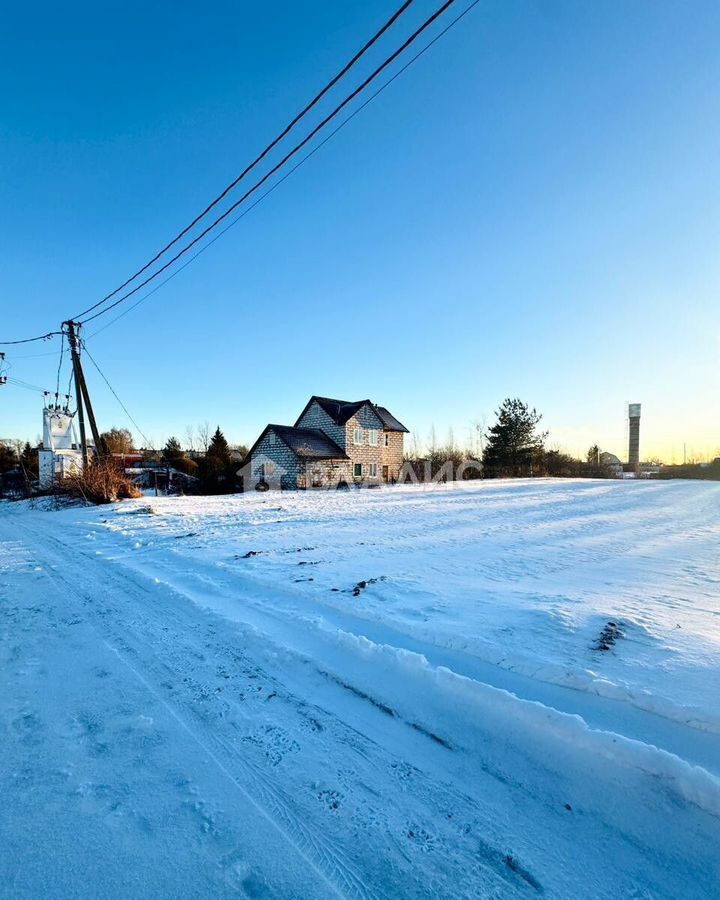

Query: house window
[[369, 463, 378, 477], [384, 433, 389, 447], [368, 429, 379, 446], [353, 426, 363, 445], [353, 463, 363, 477]]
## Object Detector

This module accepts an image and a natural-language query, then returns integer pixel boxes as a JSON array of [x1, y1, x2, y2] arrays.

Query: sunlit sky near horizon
[[1, 0, 718, 462]]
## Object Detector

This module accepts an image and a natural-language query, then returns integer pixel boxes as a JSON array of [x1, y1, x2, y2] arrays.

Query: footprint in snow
[[317, 788, 342, 812]]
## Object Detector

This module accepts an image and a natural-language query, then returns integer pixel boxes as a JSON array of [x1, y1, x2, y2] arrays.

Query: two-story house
[[244, 395, 408, 490]]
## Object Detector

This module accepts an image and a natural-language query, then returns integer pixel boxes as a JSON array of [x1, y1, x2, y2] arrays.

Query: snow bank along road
[[1, 479, 719, 898]]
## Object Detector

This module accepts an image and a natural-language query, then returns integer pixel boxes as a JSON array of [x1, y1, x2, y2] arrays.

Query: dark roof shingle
[[310, 396, 372, 426], [302, 395, 408, 431], [373, 405, 409, 433], [270, 425, 348, 459]]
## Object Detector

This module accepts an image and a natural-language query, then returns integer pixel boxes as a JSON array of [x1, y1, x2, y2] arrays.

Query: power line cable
[[1, 0, 476, 345], [55, 335, 65, 396], [0, 3, 415, 346], [87, 0, 480, 339], [71, 1, 416, 322], [6, 376, 50, 394], [80, 342, 153, 449], [75, 0, 457, 325], [4, 348, 60, 360], [0, 331, 61, 347]]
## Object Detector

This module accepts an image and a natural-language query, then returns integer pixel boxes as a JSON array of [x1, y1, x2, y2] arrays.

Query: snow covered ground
[[1, 478, 719, 898]]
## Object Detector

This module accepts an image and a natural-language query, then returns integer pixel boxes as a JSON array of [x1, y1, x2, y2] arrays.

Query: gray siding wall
[[299, 459, 352, 489], [353, 405, 384, 430], [249, 430, 300, 490], [381, 430, 405, 481], [345, 405, 387, 483], [296, 401, 346, 447], [248, 402, 405, 490]]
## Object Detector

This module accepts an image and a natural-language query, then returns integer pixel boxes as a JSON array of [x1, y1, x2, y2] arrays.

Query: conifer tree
[[482, 398, 546, 477], [207, 427, 231, 464], [0, 442, 18, 473], [163, 437, 183, 460], [161, 436, 198, 478], [199, 427, 236, 493]]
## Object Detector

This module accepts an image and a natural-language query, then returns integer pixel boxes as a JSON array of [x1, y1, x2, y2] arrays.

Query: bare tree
[[197, 421, 210, 453], [184, 425, 196, 452], [471, 416, 487, 458], [408, 431, 421, 459], [100, 427, 134, 454]]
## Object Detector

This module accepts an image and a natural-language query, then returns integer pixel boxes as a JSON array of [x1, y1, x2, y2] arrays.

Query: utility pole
[[64, 321, 103, 467], [65, 323, 89, 467]]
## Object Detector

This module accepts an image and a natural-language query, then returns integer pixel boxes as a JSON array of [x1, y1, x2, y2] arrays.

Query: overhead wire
[[80, 342, 153, 449], [86, 0, 481, 338], [55, 335, 65, 397], [6, 376, 50, 394], [0, 331, 61, 347], [3, 348, 62, 360], [70, 0, 417, 322], [0, 0, 480, 349], [75, 0, 459, 326]]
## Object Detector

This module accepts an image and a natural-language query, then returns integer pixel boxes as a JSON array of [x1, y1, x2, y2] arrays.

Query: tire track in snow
[[22, 525, 372, 900], [18, 519, 527, 899]]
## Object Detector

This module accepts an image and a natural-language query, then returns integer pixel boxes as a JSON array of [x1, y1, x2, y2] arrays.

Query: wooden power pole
[[64, 321, 103, 467]]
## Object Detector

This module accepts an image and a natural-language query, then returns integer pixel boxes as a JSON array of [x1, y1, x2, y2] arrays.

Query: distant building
[[244, 395, 409, 490], [600, 452, 623, 477]]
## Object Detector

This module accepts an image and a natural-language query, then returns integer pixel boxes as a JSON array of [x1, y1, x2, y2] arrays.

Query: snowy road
[[2, 480, 719, 898]]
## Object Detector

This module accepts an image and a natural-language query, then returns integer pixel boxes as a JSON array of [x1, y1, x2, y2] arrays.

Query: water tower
[[628, 403, 641, 468]]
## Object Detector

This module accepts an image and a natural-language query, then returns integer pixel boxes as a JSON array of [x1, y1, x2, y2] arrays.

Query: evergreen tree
[[207, 427, 231, 463], [587, 444, 600, 466], [163, 437, 183, 461], [0, 442, 18, 473], [19, 442, 39, 477], [199, 427, 236, 493], [482, 398, 547, 477], [161, 436, 198, 477]]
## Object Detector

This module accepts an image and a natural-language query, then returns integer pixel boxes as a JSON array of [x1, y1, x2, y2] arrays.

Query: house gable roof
[[295, 396, 371, 427], [248, 424, 348, 461], [373, 405, 409, 433], [296, 396, 408, 431]]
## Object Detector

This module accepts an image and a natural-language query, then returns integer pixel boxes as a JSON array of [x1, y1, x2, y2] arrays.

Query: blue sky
[[1, 0, 718, 461]]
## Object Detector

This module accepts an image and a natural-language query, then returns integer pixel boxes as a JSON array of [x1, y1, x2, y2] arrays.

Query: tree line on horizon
[[0, 424, 249, 497], [405, 398, 615, 480], [99, 425, 248, 494], [2, 401, 719, 498], [405, 398, 720, 480]]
